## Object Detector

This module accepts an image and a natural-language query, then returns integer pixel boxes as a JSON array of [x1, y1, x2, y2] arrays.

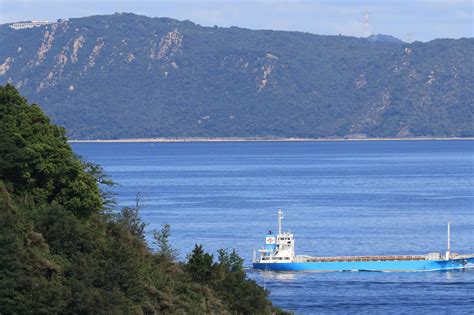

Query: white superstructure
[[255, 209, 296, 263]]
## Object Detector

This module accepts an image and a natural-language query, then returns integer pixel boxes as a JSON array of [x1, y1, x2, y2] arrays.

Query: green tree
[[115, 193, 146, 240], [217, 248, 244, 273], [152, 223, 177, 260], [0, 85, 285, 314], [186, 244, 214, 283], [0, 84, 102, 217], [0, 182, 24, 314]]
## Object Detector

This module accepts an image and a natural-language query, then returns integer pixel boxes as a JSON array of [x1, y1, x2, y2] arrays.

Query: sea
[[71, 140, 474, 314]]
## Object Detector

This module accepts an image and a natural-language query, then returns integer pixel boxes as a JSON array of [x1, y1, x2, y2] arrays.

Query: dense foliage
[[0, 13, 472, 139], [0, 85, 284, 314]]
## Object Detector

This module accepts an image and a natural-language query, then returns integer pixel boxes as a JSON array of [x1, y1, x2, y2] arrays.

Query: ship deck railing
[[295, 255, 434, 263]]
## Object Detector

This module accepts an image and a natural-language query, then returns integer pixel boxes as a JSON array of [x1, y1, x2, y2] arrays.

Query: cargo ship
[[252, 209, 474, 272]]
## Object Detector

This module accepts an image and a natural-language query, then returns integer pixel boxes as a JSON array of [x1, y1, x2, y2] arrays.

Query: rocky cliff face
[[1, 13, 472, 139]]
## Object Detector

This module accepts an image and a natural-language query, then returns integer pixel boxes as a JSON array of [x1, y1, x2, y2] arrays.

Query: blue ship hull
[[254, 210, 474, 272], [253, 257, 474, 272]]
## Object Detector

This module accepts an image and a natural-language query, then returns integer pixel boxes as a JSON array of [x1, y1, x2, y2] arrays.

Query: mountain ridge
[[1, 13, 473, 139]]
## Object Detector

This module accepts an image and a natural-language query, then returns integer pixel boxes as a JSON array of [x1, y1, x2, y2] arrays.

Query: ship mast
[[446, 221, 451, 260], [278, 209, 283, 235]]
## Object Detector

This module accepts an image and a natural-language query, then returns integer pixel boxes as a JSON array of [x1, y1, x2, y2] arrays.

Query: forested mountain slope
[[0, 84, 284, 314], [0, 13, 472, 139]]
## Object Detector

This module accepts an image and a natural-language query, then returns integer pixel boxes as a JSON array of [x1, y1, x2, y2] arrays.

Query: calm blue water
[[72, 141, 474, 314]]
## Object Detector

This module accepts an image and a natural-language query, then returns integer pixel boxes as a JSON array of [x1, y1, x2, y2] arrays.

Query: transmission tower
[[363, 10, 371, 37]]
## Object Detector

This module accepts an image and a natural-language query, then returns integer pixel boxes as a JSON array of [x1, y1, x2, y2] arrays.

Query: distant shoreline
[[68, 137, 474, 143]]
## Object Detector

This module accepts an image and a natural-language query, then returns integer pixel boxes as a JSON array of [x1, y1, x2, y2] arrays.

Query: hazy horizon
[[1, 0, 472, 42]]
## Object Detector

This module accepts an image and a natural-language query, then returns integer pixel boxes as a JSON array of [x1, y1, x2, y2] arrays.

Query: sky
[[0, 0, 472, 42]]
